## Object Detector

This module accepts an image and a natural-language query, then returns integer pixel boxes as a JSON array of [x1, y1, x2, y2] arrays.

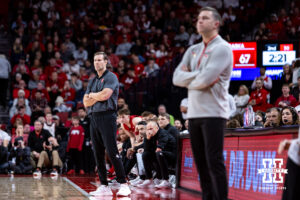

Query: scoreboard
[[262, 43, 296, 66], [230, 42, 257, 69]]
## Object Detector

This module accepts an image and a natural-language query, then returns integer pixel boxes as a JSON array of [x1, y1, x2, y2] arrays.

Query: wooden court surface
[[0, 175, 203, 200]]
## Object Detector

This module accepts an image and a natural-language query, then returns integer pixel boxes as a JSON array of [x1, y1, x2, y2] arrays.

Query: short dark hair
[[199, 7, 222, 24], [158, 113, 170, 120], [72, 116, 80, 121], [118, 108, 130, 116], [94, 51, 108, 60], [141, 111, 153, 117], [137, 121, 147, 126]]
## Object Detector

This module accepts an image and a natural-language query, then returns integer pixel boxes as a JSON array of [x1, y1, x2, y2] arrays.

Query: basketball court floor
[[0, 174, 203, 200]]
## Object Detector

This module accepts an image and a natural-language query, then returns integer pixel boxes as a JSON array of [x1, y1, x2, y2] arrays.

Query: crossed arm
[[83, 88, 113, 108]]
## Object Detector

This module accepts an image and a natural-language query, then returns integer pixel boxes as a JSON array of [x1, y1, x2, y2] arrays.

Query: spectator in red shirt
[[132, 54, 144, 77], [31, 82, 50, 102], [120, 68, 139, 90], [13, 80, 30, 99], [66, 116, 85, 175], [248, 78, 269, 112], [11, 106, 31, 126], [46, 71, 64, 92], [275, 84, 298, 108], [61, 80, 76, 108]]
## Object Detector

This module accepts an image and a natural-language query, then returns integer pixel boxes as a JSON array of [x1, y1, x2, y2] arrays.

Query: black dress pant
[[189, 118, 228, 200], [282, 158, 300, 200], [143, 150, 176, 180], [90, 111, 126, 185]]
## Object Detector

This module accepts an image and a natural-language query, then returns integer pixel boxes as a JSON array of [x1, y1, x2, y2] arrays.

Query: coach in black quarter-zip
[[84, 52, 131, 197]]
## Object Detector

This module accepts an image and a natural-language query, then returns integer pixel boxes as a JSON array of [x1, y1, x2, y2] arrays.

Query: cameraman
[[34, 137, 63, 177], [10, 136, 32, 174]]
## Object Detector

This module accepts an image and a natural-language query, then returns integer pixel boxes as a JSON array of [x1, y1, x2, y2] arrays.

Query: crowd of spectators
[[0, 0, 299, 185]]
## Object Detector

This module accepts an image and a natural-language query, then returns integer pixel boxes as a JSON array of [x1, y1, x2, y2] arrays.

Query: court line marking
[[63, 177, 90, 198]]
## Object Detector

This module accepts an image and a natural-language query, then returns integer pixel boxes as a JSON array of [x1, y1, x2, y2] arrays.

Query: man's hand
[[33, 151, 40, 159], [278, 139, 291, 154], [137, 148, 144, 154], [156, 148, 162, 152], [127, 148, 135, 159], [181, 65, 189, 72]]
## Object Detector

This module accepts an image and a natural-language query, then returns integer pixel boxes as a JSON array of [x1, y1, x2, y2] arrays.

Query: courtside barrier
[[177, 126, 299, 200]]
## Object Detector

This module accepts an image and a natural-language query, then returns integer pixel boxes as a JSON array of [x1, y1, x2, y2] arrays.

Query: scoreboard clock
[[262, 44, 296, 66]]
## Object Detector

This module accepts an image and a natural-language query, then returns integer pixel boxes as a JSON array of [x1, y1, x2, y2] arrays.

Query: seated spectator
[[180, 120, 189, 135], [234, 85, 250, 114], [33, 137, 62, 177], [12, 80, 30, 99], [12, 56, 30, 78], [117, 98, 128, 111], [226, 119, 241, 128], [115, 35, 132, 56], [66, 116, 85, 175], [10, 125, 32, 174], [174, 119, 183, 132], [144, 58, 160, 78], [73, 45, 88, 66], [10, 97, 31, 119], [279, 64, 293, 88], [118, 108, 142, 145], [120, 68, 139, 90], [158, 104, 174, 125], [269, 107, 281, 127], [28, 120, 53, 170], [155, 44, 168, 59], [70, 73, 82, 92], [174, 25, 189, 47], [158, 113, 179, 139], [292, 76, 300, 101], [254, 111, 265, 127], [62, 56, 80, 80], [10, 106, 31, 126], [0, 128, 11, 145], [264, 109, 272, 127], [275, 84, 298, 108], [138, 120, 176, 189], [280, 106, 299, 126], [248, 78, 269, 112], [53, 96, 72, 113], [31, 82, 50, 102], [61, 80, 76, 108], [30, 90, 48, 123], [132, 55, 145, 77], [251, 67, 272, 91], [43, 113, 56, 137]]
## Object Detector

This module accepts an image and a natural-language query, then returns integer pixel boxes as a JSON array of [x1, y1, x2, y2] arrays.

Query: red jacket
[[13, 88, 30, 99], [11, 114, 31, 125], [66, 125, 85, 151], [249, 88, 269, 112], [275, 95, 298, 107], [61, 88, 76, 102]]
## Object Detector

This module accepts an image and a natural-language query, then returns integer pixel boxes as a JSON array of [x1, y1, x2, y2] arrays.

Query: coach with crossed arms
[[83, 52, 131, 197]]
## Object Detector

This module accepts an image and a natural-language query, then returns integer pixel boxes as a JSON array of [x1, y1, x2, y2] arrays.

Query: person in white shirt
[[251, 67, 272, 90], [233, 85, 250, 114], [43, 113, 55, 137]]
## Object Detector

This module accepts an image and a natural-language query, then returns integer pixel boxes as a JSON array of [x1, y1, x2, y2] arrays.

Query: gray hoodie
[[173, 35, 233, 119]]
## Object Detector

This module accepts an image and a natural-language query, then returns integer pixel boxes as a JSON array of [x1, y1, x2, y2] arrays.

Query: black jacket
[[144, 128, 176, 153], [28, 129, 52, 153], [0, 146, 8, 164], [164, 124, 179, 139], [10, 147, 31, 165]]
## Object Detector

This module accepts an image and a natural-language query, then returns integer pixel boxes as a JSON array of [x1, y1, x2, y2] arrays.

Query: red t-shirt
[[275, 95, 298, 107], [61, 88, 76, 102], [13, 88, 30, 99], [66, 125, 85, 151], [123, 115, 142, 135], [11, 114, 31, 125]]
